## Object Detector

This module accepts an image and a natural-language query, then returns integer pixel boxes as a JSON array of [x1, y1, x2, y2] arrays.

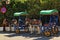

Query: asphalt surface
[[0, 31, 60, 40], [0, 26, 60, 40]]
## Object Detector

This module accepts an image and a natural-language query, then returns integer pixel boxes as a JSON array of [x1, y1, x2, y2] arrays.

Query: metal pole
[[3, 13, 6, 31]]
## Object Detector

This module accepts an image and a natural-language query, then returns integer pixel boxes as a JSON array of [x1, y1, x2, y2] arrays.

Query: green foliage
[[26, 0, 41, 18], [0, 0, 60, 26]]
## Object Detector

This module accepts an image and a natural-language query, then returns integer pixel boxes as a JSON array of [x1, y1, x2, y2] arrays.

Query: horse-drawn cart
[[40, 9, 59, 36]]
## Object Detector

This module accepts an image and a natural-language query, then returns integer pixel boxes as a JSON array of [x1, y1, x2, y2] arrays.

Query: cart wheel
[[16, 29, 20, 34], [44, 31, 51, 37]]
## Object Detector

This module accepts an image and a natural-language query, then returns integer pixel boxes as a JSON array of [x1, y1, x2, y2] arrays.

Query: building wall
[[0, 27, 14, 31]]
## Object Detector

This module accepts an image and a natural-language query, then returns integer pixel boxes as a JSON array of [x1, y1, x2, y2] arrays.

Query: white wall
[[0, 27, 15, 31], [0, 26, 60, 31]]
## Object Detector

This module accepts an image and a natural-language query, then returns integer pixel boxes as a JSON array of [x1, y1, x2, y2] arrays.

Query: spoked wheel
[[44, 31, 51, 37], [52, 27, 58, 34], [16, 29, 20, 34]]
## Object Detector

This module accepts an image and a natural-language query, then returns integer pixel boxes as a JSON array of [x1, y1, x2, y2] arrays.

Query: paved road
[[0, 32, 60, 40], [0, 26, 60, 40]]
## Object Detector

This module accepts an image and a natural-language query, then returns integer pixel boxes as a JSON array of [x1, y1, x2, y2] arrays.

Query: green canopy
[[14, 12, 28, 16], [40, 9, 58, 15]]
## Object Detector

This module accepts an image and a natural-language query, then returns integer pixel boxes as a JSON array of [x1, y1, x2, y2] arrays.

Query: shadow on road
[[5, 33, 31, 37], [4, 32, 34, 37], [4, 33, 54, 40], [33, 36, 53, 40], [2, 31, 60, 40], [33, 32, 60, 40]]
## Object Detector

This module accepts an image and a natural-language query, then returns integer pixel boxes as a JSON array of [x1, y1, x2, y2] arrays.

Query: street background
[[0, 32, 60, 40]]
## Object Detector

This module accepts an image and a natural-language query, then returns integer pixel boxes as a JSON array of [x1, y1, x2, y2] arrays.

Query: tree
[[25, 0, 41, 19]]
